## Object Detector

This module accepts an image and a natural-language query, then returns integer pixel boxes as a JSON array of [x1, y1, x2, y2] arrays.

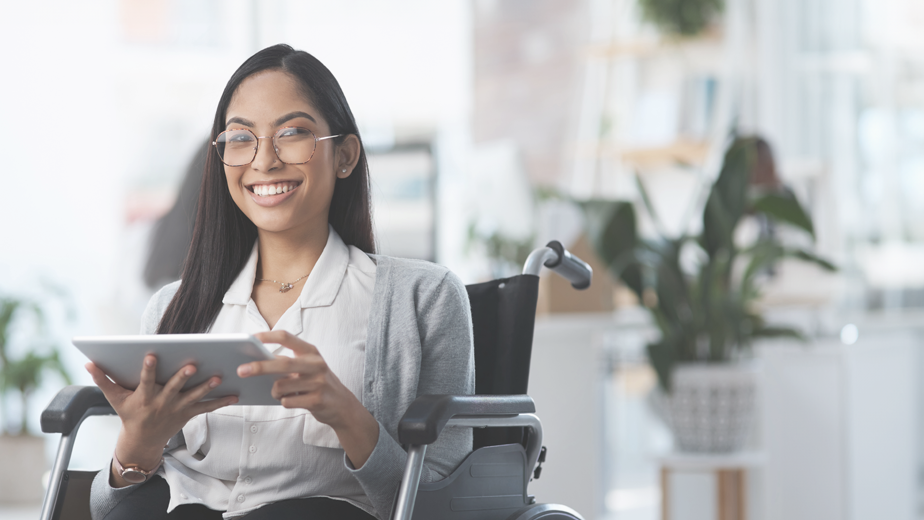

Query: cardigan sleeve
[[345, 267, 475, 519]]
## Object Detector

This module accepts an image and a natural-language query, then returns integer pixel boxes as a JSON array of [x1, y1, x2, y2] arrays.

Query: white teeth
[[253, 183, 296, 196]]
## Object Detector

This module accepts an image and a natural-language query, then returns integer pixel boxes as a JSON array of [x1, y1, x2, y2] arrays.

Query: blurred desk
[[659, 452, 765, 520]]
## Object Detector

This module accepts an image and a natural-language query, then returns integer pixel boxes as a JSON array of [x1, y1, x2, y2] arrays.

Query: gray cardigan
[[90, 255, 475, 520]]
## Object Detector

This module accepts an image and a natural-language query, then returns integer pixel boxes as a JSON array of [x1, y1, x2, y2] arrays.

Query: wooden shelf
[[582, 31, 724, 59], [620, 139, 711, 169]]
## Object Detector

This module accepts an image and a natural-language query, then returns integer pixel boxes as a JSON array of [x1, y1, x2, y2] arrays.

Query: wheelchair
[[39, 241, 592, 520]]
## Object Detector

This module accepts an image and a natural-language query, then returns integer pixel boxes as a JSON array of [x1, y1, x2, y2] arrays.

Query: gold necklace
[[256, 273, 310, 293]]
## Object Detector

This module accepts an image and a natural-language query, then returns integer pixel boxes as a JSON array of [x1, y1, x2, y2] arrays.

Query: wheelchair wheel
[[506, 503, 584, 520]]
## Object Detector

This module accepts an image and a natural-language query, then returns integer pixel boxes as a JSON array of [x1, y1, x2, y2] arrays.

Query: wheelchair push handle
[[522, 240, 593, 290], [41, 385, 114, 435]]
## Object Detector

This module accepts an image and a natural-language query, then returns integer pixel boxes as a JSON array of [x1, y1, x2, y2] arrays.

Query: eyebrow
[[225, 111, 318, 128], [274, 111, 317, 127]]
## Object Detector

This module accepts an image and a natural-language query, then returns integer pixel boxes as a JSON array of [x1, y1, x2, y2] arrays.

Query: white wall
[[759, 333, 918, 520]]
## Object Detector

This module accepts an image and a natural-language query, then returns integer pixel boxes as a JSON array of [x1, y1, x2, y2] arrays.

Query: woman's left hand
[[237, 330, 379, 467]]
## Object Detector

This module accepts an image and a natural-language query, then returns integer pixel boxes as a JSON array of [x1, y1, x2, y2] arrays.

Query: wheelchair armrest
[[41, 385, 114, 435], [398, 394, 535, 445]]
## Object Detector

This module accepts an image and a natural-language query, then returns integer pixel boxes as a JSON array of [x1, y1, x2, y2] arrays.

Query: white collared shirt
[[161, 226, 377, 518]]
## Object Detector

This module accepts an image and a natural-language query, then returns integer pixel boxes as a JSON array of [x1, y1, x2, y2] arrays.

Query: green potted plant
[[0, 295, 72, 503], [638, 0, 725, 37], [585, 136, 835, 452]]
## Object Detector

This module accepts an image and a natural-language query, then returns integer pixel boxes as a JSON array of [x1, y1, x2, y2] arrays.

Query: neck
[[256, 224, 329, 281]]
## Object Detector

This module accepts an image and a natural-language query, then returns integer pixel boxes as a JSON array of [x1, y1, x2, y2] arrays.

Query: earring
[[341, 168, 347, 173]]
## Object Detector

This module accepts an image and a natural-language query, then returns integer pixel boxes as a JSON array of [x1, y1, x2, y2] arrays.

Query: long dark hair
[[157, 44, 375, 334]]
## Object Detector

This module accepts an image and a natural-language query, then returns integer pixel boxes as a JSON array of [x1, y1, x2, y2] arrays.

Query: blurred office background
[[2, 0, 924, 518]]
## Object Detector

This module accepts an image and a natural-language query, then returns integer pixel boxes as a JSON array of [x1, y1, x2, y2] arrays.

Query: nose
[[251, 136, 282, 172]]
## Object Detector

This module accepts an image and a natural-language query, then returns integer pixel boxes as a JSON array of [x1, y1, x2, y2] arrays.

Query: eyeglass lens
[[215, 127, 317, 166]]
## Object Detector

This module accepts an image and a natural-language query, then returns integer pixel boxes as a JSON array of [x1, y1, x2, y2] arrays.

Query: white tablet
[[72, 334, 282, 406]]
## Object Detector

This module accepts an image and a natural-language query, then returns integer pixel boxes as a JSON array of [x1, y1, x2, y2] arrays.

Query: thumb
[[85, 362, 130, 405]]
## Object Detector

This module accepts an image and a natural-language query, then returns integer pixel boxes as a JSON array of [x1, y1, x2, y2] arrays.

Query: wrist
[[327, 393, 370, 432], [112, 449, 163, 485], [115, 429, 167, 470], [330, 398, 379, 469]]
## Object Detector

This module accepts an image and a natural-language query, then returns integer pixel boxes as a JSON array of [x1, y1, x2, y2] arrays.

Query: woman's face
[[222, 70, 353, 236]]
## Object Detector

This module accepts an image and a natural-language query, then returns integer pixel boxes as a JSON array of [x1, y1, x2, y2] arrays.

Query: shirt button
[[244, 476, 253, 484], [180, 493, 188, 500], [249, 445, 256, 453], [250, 425, 258, 433], [237, 494, 245, 503]]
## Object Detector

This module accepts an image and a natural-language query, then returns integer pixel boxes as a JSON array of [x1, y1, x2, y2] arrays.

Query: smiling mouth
[[247, 181, 302, 197]]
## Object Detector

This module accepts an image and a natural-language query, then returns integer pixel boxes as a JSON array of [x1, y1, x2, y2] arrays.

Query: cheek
[[224, 167, 246, 193]]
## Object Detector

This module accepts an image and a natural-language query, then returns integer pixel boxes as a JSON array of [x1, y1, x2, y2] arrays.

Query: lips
[[245, 180, 302, 207]]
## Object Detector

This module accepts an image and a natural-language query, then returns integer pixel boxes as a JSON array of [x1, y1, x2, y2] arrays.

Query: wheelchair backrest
[[465, 274, 540, 449]]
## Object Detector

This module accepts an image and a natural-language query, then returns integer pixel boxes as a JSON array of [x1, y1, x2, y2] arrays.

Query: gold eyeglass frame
[[212, 126, 343, 167]]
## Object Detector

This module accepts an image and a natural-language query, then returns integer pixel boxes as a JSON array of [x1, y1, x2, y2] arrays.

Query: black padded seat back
[[51, 470, 96, 520], [465, 274, 540, 449]]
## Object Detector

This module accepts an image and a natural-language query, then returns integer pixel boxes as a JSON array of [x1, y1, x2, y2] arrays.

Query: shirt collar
[[221, 225, 350, 308]]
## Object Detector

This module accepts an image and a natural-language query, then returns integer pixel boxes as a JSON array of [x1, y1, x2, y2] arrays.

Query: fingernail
[[145, 357, 154, 367], [238, 365, 252, 377], [209, 379, 220, 388], [185, 367, 195, 376], [229, 396, 239, 404]]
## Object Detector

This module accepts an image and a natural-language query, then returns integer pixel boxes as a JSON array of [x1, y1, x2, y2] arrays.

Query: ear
[[335, 134, 361, 178]]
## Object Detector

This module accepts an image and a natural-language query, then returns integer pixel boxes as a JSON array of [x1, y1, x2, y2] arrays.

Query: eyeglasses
[[212, 127, 342, 167]]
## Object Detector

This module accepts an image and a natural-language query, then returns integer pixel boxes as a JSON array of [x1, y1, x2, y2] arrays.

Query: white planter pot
[[652, 363, 758, 453], [0, 434, 46, 504]]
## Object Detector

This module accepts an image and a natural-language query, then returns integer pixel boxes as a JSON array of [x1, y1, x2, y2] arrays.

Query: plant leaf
[[740, 241, 784, 298], [702, 138, 756, 257], [752, 190, 815, 240], [582, 200, 644, 295], [786, 248, 838, 272], [635, 174, 668, 237], [647, 339, 676, 392]]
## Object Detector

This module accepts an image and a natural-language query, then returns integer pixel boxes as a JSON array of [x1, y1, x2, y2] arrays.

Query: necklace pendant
[[279, 283, 294, 293]]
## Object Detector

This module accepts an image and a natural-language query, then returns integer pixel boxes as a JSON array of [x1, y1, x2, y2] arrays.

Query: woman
[[86, 44, 474, 520]]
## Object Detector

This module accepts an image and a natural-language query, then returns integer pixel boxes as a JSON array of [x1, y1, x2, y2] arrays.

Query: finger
[[238, 354, 323, 378], [280, 392, 320, 410], [84, 363, 130, 404], [137, 354, 158, 398], [254, 331, 319, 356], [271, 376, 320, 400], [238, 355, 298, 378], [179, 376, 223, 406], [189, 395, 238, 416], [162, 364, 198, 396]]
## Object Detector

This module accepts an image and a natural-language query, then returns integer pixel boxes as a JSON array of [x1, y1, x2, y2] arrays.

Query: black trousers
[[104, 476, 376, 520]]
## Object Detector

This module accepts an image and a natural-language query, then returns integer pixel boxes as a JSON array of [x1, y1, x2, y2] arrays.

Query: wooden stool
[[658, 452, 765, 520]]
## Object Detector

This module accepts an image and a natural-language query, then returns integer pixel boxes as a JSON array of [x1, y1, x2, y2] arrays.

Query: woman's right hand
[[85, 355, 238, 487]]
